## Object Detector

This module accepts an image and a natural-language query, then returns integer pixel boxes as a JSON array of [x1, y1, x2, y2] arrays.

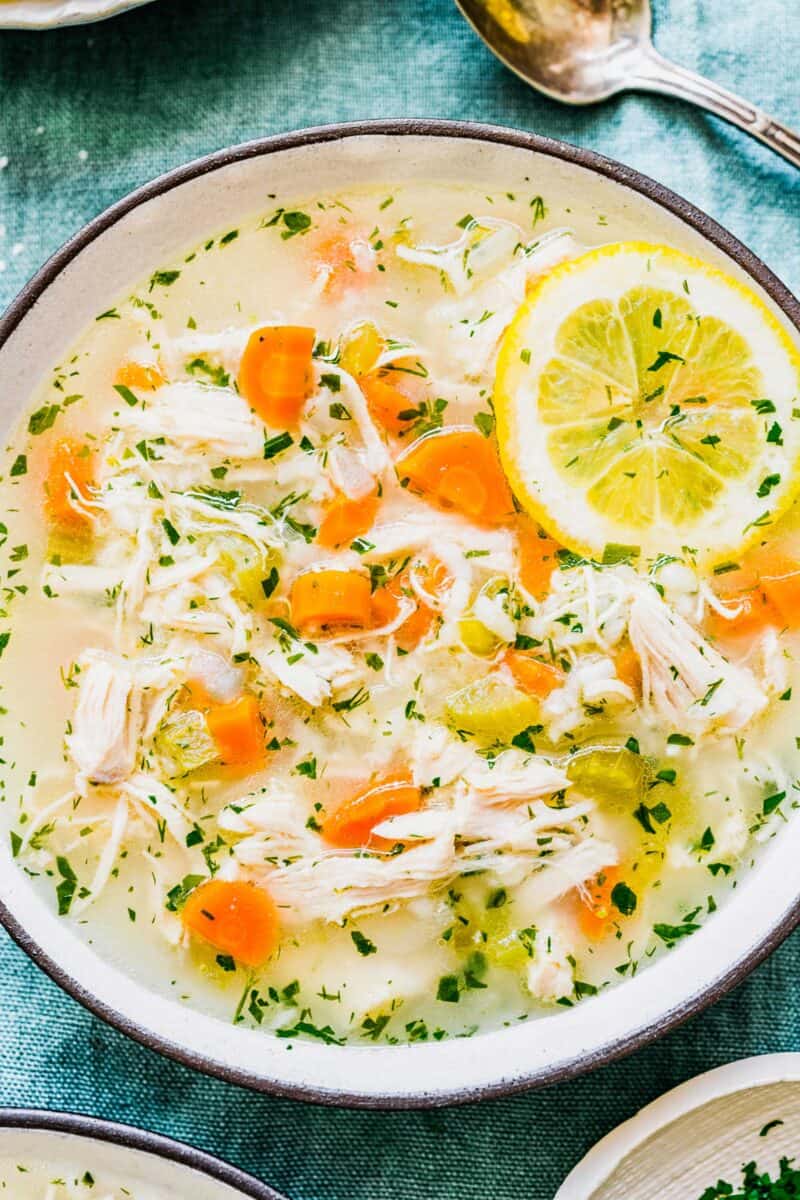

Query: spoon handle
[[630, 45, 800, 169]]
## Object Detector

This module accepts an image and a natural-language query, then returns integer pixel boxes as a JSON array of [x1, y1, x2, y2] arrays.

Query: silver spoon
[[454, 0, 800, 169]]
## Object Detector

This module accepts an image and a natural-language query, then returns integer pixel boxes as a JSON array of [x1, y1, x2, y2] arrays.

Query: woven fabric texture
[[0, 1, 799, 1197]]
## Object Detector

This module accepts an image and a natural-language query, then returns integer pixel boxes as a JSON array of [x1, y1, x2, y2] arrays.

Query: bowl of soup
[[0, 1108, 282, 1198], [0, 120, 799, 1106]]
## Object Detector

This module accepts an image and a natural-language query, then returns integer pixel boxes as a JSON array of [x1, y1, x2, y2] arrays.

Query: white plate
[[0, 0, 154, 29], [556, 1053, 800, 1199], [0, 1109, 282, 1199], [0, 121, 799, 1107]]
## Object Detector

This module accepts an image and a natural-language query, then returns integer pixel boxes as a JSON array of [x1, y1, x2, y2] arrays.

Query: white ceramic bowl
[[556, 1053, 800, 1199], [0, 0, 153, 29], [1, 121, 799, 1108], [0, 1108, 283, 1198]]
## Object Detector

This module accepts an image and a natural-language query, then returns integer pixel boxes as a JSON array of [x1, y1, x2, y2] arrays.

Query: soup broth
[[1, 182, 798, 1046], [0, 1154, 162, 1198]]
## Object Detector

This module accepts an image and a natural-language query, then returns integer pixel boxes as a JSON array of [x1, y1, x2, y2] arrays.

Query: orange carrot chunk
[[614, 643, 641, 695], [114, 362, 165, 392], [370, 581, 434, 649], [758, 553, 800, 628], [370, 560, 450, 649], [206, 694, 265, 765], [360, 358, 427, 438], [396, 428, 515, 526], [182, 879, 280, 967], [291, 569, 372, 632], [708, 562, 778, 638], [181, 679, 216, 712], [517, 518, 561, 600], [578, 866, 621, 940], [317, 490, 380, 549], [360, 374, 416, 437], [313, 231, 374, 298], [238, 325, 315, 427], [44, 438, 95, 531], [504, 651, 564, 698], [322, 773, 423, 849]]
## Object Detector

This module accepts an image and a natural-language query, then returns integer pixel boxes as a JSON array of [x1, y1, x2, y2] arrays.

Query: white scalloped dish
[[557, 1054, 800, 1199]]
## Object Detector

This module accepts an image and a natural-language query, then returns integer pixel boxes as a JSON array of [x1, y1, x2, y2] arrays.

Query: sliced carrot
[[757, 552, 800, 627], [578, 866, 621, 940], [719, 592, 779, 637], [369, 577, 406, 631], [504, 651, 564, 698], [238, 325, 315, 427], [360, 374, 416, 437], [360, 357, 427, 437], [44, 438, 94, 531], [517, 518, 561, 600], [614, 643, 641, 695], [206, 694, 265, 765], [370, 560, 450, 649], [181, 679, 216, 712], [317, 490, 380, 549], [396, 428, 515, 526], [322, 773, 422, 849], [371, 580, 433, 648], [182, 879, 279, 967], [313, 231, 374, 298], [709, 562, 778, 638], [114, 362, 165, 392], [291, 569, 372, 632]]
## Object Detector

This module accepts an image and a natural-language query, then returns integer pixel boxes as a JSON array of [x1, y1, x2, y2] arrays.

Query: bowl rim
[[0, 117, 799, 1110], [0, 1106, 284, 1198]]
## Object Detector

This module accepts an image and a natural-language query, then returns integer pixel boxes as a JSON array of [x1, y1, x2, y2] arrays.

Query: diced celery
[[46, 528, 94, 565], [156, 710, 217, 775], [480, 575, 510, 601], [445, 676, 540, 740], [219, 539, 282, 609], [340, 321, 384, 377], [490, 927, 537, 972], [566, 745, 647, 805], [459, 617, 501, 657], [459, 575, 512, 656], [447, 889, 536, 973]]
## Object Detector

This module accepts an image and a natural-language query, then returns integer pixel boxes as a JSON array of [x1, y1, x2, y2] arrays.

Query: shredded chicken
[[119, 380, 264, 459], [226, 756, 594, 925], [628, 584, 768, 732], [66, 654, 138, 785], [66, 652, 176, 787], [526, 926, 575, 1003]]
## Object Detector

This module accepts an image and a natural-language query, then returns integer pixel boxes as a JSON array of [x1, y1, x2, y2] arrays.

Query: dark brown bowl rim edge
[[0, 1107, 285, 1198], [0, 116, 798, 1111]]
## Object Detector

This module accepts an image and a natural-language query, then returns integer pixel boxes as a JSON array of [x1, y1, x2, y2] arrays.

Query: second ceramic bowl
[[0, 1108, 283, 1198]]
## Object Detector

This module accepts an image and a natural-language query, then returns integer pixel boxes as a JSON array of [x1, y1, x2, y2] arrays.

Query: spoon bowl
[[455, 0, 649, 104], [454, 0, 800, 166]]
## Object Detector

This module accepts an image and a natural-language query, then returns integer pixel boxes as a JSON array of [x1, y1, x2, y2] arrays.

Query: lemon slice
[[494, 242, 800, 563]]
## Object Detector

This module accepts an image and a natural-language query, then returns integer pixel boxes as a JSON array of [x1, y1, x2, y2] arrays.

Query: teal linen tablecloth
[[1, 2, 800, 1197]]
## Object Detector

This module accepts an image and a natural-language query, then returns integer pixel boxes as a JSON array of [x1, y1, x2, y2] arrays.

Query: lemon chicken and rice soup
[[2, 185, 799, 1046]]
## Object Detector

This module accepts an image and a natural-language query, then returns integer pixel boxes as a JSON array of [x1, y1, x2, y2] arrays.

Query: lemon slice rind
[[494, 241, 800, 565]]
